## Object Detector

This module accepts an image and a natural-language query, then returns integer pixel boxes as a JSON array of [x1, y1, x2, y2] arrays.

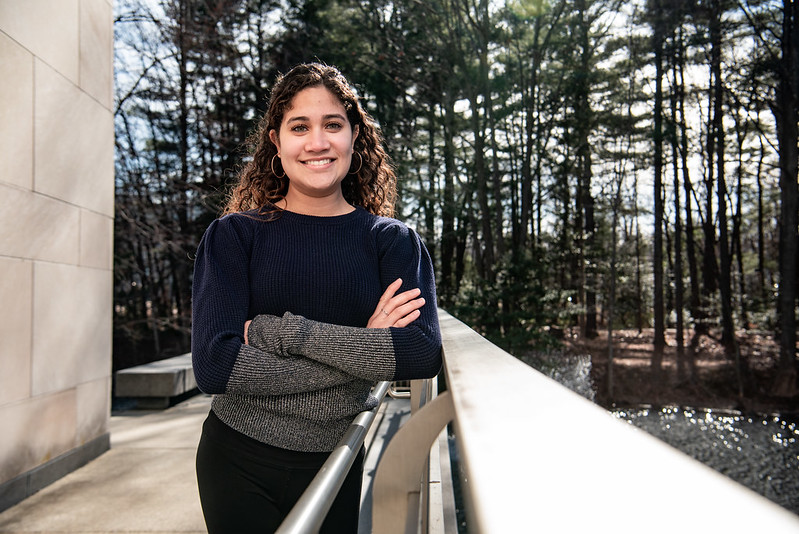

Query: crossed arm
[[245, 278, 424, 343], [192, 214, 441, 396], [240, 278, 436, 385]]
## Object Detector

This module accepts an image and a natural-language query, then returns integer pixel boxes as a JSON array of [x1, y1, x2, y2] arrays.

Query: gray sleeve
[[247, 312, 397, 381], [223, 341, 356, 396]]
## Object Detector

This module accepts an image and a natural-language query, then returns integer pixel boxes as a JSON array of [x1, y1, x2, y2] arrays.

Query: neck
[[279, 193, 354, 217]]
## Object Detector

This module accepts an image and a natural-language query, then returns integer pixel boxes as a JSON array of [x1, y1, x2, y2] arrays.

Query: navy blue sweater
[[191, 206, 442, 451]]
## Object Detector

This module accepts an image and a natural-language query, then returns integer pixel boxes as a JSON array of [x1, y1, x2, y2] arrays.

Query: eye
[[290, 124, 308, 133], [326, 121, 344, 130]]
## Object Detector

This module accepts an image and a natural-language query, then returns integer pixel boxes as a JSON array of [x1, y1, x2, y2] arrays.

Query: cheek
[[278, 136, 300, 155]]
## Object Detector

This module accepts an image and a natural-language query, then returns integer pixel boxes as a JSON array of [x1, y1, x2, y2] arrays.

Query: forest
[[113, 0, 799, 407]]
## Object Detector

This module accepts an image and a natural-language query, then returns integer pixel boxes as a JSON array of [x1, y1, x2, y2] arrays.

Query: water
[[612, 406, 799, 515], [522, 352, 595, 402]]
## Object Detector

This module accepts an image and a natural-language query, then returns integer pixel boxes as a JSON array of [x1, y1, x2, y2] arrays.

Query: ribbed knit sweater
[[191, 206, 442, 452]]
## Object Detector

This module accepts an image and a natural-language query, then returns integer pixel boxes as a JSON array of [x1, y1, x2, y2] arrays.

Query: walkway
[[0, 393, 410, 533]]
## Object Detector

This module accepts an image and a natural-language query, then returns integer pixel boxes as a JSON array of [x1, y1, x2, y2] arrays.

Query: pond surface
[[612, 406, 799, 515]]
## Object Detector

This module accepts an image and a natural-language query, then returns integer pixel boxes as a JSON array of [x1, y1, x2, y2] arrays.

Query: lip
[[301, 158, 335, 167]]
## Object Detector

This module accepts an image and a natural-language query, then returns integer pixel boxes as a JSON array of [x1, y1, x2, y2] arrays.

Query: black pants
[[196, 410, 363, 533]]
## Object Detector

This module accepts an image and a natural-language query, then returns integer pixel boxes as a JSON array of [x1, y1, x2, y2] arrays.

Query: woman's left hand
[[367, 278, 425, 328]]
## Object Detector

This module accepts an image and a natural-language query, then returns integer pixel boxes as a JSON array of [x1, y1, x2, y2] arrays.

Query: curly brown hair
[[223, 63, 396, 217]]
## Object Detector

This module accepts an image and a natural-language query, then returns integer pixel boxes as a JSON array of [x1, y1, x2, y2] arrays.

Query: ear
[[352, 124, 359, 149], [269, 129, 280, 152]]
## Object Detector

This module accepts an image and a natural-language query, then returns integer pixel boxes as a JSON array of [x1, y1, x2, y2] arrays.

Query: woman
[[191, 63, 442, 533]]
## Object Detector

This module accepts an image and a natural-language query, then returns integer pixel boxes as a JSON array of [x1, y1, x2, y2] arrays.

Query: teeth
[[304, 159, 332, 166]]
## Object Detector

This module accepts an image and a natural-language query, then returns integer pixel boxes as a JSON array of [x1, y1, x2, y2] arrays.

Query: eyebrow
[[286, 113, 347, 124]]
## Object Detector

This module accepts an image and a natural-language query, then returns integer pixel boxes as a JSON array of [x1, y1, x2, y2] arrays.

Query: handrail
[[277, 309, 799, 533], [275, 380, 391, 534], [373, 309, 799, 532], [387, 380, 411, 399], [372, 378, 450, 534]]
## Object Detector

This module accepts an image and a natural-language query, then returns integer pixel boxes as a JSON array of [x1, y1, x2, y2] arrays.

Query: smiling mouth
[[303, 158, 334, 166]]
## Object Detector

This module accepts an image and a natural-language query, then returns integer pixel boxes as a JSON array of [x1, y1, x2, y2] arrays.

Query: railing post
[[372, 386, 454, 534], [409, 377, 437, 533]]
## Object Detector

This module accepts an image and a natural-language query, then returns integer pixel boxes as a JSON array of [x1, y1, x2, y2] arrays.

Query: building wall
[[0, 0, 114, 511]]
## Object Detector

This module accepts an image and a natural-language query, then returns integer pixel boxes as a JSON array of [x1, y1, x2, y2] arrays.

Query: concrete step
[[114, 353, 197, 409]]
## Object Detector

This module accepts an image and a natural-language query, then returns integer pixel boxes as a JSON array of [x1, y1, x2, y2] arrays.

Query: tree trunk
[[652, 0, 667, 380], [424, 106, 438, 268], [470, 88, 494, 284], [440, 96, 458, 307], [773, 0, 799, 396], [709, 0, 737, 358], [733, 111, 749, 329], [670, 47, 686, 382], [702, 23, 719, 334], [521, 17, 543, 250], [675, 24, 698, 380], [756, 138, 767, 303], [576, 0, 597, 338], [608, 162, 625, 400]]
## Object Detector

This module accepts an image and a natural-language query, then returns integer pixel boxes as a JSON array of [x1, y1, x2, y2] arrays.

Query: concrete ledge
[[114, 353, 197, 409], [433, 309, 799, 532], [0, 433, 110, 513]]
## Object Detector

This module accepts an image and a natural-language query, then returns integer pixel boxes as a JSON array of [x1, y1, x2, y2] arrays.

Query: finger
[[384, 297, 425, 328], [385, 287, 422, 311], [369, 304, 392, 325], [376, 289, 422, 326], [373, 279, 403, 315], [392, 309, 421, 328], [370, 279, 406, 322], [368, 281, 400, 327], [392, 297, 425, 319], [368, 296, 422, 328], [244, 320, 252, 344], [383, 278, 403, 299]]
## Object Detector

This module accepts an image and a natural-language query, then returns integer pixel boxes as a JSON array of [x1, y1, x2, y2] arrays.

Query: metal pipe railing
[[372, 309, 799, 533], [372, 378, 450, 534], [273, 308, 799, 533], [275, 380, 392, 534]]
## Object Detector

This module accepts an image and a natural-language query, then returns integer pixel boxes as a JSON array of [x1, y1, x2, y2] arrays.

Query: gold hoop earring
[[349, 152, 363, 175], [271, 155, 286, 178]]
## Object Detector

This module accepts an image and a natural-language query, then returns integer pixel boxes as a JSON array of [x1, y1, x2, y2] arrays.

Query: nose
[[305, 127, 331, 152]]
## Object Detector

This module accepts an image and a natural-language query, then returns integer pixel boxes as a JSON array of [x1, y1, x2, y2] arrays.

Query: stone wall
[[0, 0, 114, 511]]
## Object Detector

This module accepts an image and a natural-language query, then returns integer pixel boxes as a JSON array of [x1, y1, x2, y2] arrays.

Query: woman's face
[[270, 85, 358, 206]]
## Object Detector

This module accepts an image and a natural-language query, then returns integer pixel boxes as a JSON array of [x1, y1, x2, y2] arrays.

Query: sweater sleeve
[[245, 220, 442, 381], [191, 215, 355, 396], [376, 221, 442, 379]]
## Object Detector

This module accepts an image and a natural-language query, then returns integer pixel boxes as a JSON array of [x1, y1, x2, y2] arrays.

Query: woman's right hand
[[368, 278, 425, 328]]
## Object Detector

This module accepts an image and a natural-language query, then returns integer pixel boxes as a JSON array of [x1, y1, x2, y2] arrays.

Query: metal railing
[[372, 309, 799, 533], [275, 381, 391, 534], [278, 309, 799, 533]]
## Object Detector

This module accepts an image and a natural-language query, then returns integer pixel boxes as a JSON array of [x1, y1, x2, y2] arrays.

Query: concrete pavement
[[0, 394, 211, 533], [0, 391, 411, 534]]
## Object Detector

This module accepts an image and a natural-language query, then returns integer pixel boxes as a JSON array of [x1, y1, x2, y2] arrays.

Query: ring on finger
[[381, 308, 389, 316]]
